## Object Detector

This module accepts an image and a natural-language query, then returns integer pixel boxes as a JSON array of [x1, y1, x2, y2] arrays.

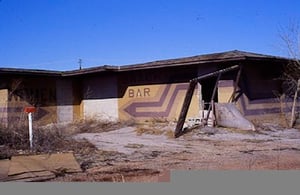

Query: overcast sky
[[0, 0, 300, 70]]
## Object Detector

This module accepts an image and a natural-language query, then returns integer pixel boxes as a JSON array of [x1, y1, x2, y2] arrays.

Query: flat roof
[[0, 67, 62, 76], [0, 50, 291, 77]]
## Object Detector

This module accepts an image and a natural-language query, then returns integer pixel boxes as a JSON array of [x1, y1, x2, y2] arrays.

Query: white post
[[28, 112, 33, 149]]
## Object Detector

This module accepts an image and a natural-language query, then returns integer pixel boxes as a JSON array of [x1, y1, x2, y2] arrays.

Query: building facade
[[0, 50, 291, 127]]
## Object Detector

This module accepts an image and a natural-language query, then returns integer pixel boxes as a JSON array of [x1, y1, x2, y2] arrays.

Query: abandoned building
[[0, 50, 293, 127]]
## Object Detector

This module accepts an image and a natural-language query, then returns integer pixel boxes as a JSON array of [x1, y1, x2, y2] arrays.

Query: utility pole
[[78, 58, 82, 70]]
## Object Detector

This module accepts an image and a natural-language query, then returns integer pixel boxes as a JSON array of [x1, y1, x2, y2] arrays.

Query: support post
[[24, 107, 36, 149], [174, 65, 240, 138], [204, 72, 221, 125], [174, 80, 197, 138], [28, 112, 33, 149], [229, 65, 242, 103]]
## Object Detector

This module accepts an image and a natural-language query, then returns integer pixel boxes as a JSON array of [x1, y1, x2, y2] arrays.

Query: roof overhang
[[0, 50, 293, 77]]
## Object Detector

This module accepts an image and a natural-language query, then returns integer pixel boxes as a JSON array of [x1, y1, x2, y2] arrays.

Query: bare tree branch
[[279, 22, 300, 98]]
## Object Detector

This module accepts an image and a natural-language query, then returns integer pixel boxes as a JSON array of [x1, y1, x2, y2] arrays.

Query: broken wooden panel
[[0, 159, 10, 181], [2, 152, 81, 182], [5, 170, 56, 182]]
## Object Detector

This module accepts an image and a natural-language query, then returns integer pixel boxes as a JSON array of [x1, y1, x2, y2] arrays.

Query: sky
[[0, 0, 300, 71]]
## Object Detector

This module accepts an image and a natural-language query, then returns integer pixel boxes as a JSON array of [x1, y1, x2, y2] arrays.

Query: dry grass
[[51, 166, 161, 182], [164, 130, 175, 139], [135, 126, 175, 139], [218, 127, 257, 135], [135, 118, 176, 138], [251, 115, 289, 129], [0, 119, 120, 160], [144, 117, 169, 124], [0, 118, 139, 169], [0, 124, 32, 150], [67, 118, 135, 134], [242, 139, 272, 143], [135, 127, 165, 136]]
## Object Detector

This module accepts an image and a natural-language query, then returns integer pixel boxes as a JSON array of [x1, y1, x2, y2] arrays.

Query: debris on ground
[[0, 152, 81, 182], [1, 119, 300, 182], [0, 159, 10, 181]]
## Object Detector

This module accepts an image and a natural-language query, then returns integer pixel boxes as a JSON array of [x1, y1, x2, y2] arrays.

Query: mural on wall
[[118, 83, 199, 121], [0, 89, 8, 125], [217, 80, 297, 118], [237, 93, 294, 116], [3, 79, 58, 125]]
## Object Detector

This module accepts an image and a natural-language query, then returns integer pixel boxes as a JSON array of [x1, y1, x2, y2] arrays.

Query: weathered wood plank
[[174, 65, 240, 138], [174, 80, 197, 138]]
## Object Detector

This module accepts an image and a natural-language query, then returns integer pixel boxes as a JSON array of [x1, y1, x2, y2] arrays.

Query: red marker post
[[24, 107, 36, 149]]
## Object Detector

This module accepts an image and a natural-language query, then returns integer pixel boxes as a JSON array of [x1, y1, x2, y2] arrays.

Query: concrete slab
[[215, 103, 255, 130], [74, 127, 185, 155]]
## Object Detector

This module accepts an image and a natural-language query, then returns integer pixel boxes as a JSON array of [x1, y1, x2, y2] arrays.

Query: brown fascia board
[[62, 57, 245, 77], [1, 50, 292, 77], [62, 50, 292, 75], [243, 55, 291, 63], [63, 51, 250, 76], [119, 57, 246, 71], [62, 65, 118, 76], [0, 67, 62, 76]]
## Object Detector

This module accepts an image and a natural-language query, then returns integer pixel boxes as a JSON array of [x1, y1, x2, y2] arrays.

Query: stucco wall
[[0, 60, 288, 125], [5, 78, 57, 126], [82, 99, 119, 121], [0, 89, 8, 127], [218, 80, 234, 103], [81, 75, 118, 121], [118, 83, 199, 121], [56, 79, 73, 123]]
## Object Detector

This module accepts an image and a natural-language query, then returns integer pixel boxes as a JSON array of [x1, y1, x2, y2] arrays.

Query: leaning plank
[[204, 72, 221, 125], [174, 80, 197, 138], [191, 65, 239, 83], [174, 65, 240, 138], [229, 65, 242, 103]]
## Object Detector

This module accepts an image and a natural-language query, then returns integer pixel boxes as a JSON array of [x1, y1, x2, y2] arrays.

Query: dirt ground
[[49, 122, 300, 182]]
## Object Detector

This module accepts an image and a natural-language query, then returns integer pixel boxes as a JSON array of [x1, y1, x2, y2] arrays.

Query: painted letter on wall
[[118, 83, 199, 121]]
